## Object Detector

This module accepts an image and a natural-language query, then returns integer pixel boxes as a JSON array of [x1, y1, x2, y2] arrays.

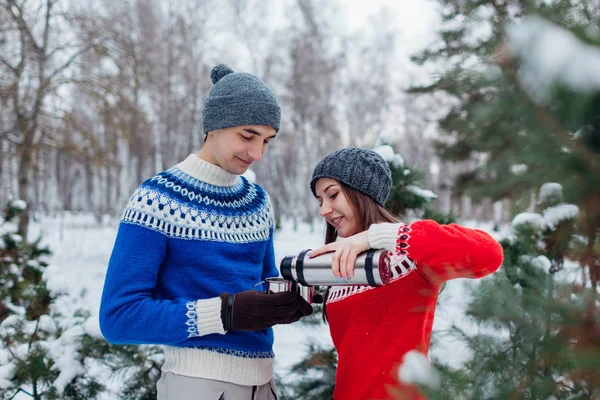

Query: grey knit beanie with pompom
[[310, 148, 392, 206], [201, 64, 281, 133]]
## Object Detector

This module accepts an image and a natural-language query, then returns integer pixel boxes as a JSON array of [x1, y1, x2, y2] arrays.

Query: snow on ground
[[271, 220, 334, 374], [14, 214, 507, 397], [30, 213, 117, 321]]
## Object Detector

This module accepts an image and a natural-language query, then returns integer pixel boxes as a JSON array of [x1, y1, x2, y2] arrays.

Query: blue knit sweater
[[99, 154, 278, 385]]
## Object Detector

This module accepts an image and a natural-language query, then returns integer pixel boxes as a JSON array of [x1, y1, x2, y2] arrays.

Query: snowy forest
[[0, 0, 506, 238], [1, 0, 600, 399]]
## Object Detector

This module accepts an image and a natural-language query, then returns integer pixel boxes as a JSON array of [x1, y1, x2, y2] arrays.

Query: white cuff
[[195, 297, 226, 336], [368, 223, 403, 252]]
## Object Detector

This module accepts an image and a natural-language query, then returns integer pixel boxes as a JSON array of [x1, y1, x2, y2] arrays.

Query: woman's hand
[[309, 231, 370, 280]]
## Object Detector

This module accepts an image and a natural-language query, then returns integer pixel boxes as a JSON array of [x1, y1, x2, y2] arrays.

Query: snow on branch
[[506, 15, 600, 103], [406, 185, 438, 200], [538, 182, 562, 202], [397, 350, 440, 388], [512, 212, 544, 228], [512, 204, 579, 232], [531, 255, 551, 272], [373, 145, 395, 162], [10, 200, 27, 211], [542, 204, 579, 231]]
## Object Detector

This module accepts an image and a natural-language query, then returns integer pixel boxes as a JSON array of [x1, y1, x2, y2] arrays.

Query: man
[[99, 64, 312, 400]]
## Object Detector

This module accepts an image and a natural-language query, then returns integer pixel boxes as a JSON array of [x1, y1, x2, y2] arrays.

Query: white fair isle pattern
[[186, 297, 226, 337], [326, 255, 418, 304], [389, 253, 417, 280], [327, 285, 378, 303], [167, 167, 245, 194], [151, 173, 258, 208], [122, 186, 273, 243], [185, 301, 199, 337]]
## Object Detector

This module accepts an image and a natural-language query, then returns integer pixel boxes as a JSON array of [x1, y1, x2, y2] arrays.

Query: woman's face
[[315, 178, 358, 238]]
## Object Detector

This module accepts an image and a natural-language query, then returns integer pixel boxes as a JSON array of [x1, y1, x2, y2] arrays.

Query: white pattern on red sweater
[[326, 220, 504, 400]]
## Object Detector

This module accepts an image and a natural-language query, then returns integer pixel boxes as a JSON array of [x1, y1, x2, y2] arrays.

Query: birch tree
[[0, 0, 100, 236]]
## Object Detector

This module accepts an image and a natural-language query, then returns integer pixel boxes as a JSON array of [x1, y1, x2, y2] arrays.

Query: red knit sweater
[[326, 220, 504, 400]]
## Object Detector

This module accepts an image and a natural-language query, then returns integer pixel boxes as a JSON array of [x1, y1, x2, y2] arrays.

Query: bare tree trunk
[[0, 140, 6, 209], [34, 148, 44, 213], [17, 135, 34, 237], [85, 161, 97, 220], [105, 163, 112, 215]]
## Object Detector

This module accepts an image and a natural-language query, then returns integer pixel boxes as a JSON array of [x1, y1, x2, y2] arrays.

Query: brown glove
[[220, 290, 313, 332]]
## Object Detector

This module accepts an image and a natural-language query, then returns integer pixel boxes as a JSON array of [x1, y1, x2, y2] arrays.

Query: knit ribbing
[[368, 222, 402, 251], [176, 154, 240, 187], [194, 297, 225, 336], [162, 346, 274, 386]]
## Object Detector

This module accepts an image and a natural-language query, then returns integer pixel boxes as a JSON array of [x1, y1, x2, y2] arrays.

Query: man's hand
[[220, 290, 313, 332]]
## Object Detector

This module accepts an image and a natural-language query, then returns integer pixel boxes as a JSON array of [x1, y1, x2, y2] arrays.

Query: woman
[[309, 148, 504, 400]]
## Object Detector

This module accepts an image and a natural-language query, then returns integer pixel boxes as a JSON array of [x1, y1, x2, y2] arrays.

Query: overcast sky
[[344, 0, 441, 54]]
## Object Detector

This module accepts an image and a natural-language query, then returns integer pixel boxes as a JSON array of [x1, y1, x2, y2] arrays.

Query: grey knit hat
[[202, 64, 281, 133], [310, 148, 392, 206]]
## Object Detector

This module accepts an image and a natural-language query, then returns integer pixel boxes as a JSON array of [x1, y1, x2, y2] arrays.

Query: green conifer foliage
[[413, 184, 600, 399], [411, 2, 600, 204], [398, 2, 600, 397], [0, 201, 103, 399], [0, 202, 162, 399], [387, 162, 431, 218]]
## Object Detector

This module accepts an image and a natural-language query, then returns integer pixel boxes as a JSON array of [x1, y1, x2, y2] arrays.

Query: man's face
[[204, 125, 276, 175]]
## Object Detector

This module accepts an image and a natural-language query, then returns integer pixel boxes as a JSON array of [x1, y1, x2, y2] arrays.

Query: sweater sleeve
[[99, 222, 225, 345], [369, 220, 503, 284]]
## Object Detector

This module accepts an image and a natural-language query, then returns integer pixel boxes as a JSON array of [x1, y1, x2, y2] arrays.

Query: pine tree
[[277, 343, 337, 400], [0, 200, 104, 399], [392, 2, 600, 398], [0, 201, 162, 399], [374, 139, 456, 223], [410, 1, 600, 203], [78, 334, 163, 400], [385, 149, 435, 218], [408, 183, 600, 399]]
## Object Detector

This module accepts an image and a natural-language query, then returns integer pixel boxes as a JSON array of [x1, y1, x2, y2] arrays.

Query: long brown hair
[[322, 181, 397, 322]]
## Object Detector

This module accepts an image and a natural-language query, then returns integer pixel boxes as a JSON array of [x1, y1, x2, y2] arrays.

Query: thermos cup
[[280, 249, 392, 287], [254, 277, 315, 303], [263, 277, 314, 304]]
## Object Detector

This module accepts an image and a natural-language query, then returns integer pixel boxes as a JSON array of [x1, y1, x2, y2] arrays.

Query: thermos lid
[[377, 250, 392, 285], [280, 255, 295, 281], [280, 250, 311, 285]]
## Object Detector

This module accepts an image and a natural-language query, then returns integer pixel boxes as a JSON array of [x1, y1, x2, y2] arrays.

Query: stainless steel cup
[[264, 277, 292, 293], [258, 277, 315, 304]]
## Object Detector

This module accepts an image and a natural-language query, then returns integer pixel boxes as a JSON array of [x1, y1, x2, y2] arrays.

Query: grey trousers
[[157, 372, 278, 400]]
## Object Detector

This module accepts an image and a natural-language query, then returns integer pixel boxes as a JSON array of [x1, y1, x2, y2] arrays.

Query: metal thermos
[[280, 249, 392, 287]]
